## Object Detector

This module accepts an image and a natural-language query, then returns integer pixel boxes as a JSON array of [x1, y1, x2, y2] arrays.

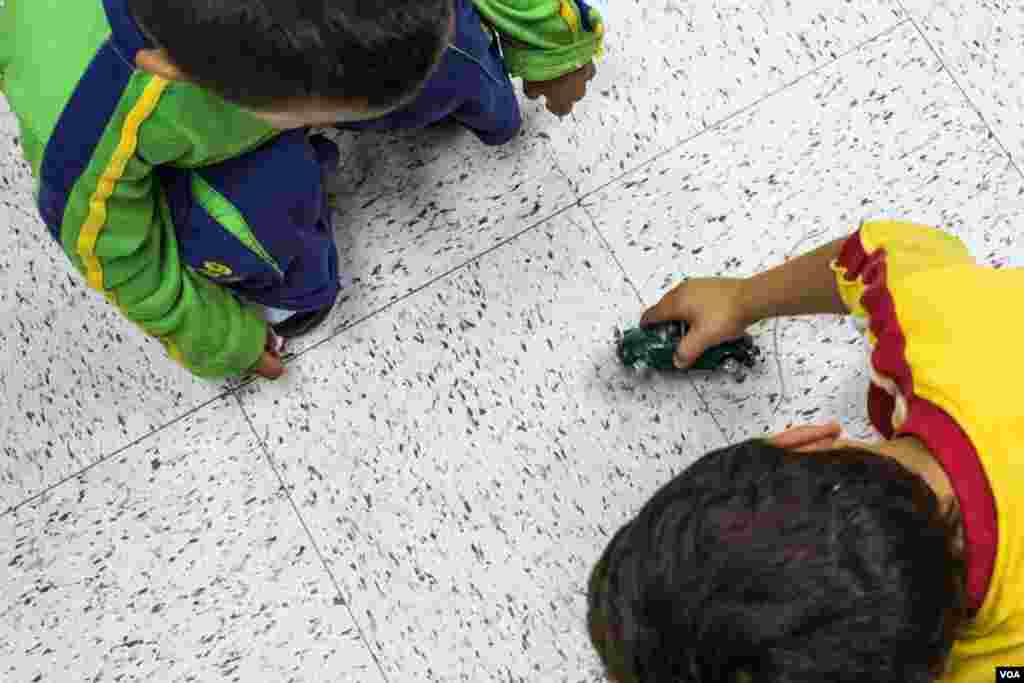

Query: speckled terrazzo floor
[[3, 1, 1024, 681]]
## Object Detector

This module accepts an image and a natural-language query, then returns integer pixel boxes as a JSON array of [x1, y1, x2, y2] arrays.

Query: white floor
[[3, 1, 1024, 681]]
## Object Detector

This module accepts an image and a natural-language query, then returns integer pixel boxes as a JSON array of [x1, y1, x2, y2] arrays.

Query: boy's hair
[[587, 439, 968, 683], [128, 0, 454, 111]]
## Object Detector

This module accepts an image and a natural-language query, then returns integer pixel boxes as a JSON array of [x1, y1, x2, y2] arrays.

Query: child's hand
[[769, 423, 844, 452], [251, 330, 286, 380], [640, 278, 752, 369], [524, 62, 596, 117], [253, 351, 285, 379]]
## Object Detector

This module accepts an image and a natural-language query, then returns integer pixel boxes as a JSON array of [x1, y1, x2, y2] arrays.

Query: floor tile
[[0, 397, 382, 683], [239, 210, 725, 681], [286, 0, 905, 355], [6, 1, 1020, 678], [299, 118, 575, 355], [902, 0, 1024, 167], [544, 0, 905, 192], [586, 22, 1024, 441], [0, 104, 225, 508]]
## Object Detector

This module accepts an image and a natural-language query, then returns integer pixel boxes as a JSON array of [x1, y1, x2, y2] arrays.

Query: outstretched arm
[[742, 237, 848, 321], [641, 237, 848, 368]]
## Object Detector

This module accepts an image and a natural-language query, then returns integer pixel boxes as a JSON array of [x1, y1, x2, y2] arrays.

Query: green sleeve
[[0, 0, 11, 85], [58, 74, 279, 379], [472, 0, 605, 82]]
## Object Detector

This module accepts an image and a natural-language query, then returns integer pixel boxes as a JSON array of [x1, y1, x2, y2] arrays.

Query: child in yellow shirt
[[588, 219, 1024, 682]]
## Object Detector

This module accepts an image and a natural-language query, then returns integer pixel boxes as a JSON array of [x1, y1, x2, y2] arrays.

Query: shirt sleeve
[[830, 218, 975, 322], [472, 0, 605, 82], [55, 76, 276, 379]]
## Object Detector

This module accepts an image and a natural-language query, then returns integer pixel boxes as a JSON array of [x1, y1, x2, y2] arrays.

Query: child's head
[[587, 438, 968, 683], [128, 0, 454, 128]]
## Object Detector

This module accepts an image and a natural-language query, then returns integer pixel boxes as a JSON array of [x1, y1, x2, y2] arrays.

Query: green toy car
[[616, 321, 760, 373]]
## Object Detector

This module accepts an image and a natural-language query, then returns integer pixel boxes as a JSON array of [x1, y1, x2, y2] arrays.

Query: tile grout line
[[233, 392, 393, 683], [0, 392, 230, 519], [282, 17, 915, 372], [2, 186, 576, 519], [573, 202, 733, 443], [576, 198, 639, 301], [281, 195, 586, 367], [1, 14, 912, 520], [543, 124, 736, 445], [571, 17, 915, 212], [566, 16, 919, 445], [360, 16, 913, 445], [547, 140, 734, 443], [1, 179, 579, 519], [535, 124, 637, 297], [682, 375, 731, 445], [538, 133, 731, 442], [896, 0, 1024, 180], [250, 126, 727, 673]]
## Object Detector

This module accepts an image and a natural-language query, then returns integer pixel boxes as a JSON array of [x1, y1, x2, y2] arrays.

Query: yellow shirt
[[831, 219, 1024, 680]]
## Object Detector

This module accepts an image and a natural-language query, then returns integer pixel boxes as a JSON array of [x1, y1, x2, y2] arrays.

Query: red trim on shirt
[[836, 230, 997, 610], [867, 383, 897, 440], [900, 403, 997, 611]]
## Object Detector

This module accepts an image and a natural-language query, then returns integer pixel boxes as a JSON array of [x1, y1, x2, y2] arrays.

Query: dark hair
[[128, 0, 453, 110], [587, 439, 967, 683]]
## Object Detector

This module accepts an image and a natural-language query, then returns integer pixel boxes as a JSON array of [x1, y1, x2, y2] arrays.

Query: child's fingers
[[253, 351, 286, 380], [640, 291, 682, 327], [525, 64, 595, 116], [568, 64, 595, 110], [673, 324, 721, 369], [548, 99, 573, 117], [769, 423, 843, 450], [523, 79, 550, 101]]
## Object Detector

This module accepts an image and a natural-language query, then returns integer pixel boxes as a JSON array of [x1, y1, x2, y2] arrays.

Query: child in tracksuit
[[0, 0, 606, 379]]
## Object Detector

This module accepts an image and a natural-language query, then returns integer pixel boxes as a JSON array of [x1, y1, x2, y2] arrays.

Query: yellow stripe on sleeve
[[77, 75, 169, 293], [560, 0, 580, 33]]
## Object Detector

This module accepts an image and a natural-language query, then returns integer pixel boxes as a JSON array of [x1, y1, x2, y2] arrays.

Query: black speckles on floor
[[7, 2, 1024, 680]]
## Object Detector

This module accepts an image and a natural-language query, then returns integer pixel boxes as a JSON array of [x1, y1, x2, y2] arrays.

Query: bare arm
[[740, 237, 848, 324], [642, 236, 850, 368]]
